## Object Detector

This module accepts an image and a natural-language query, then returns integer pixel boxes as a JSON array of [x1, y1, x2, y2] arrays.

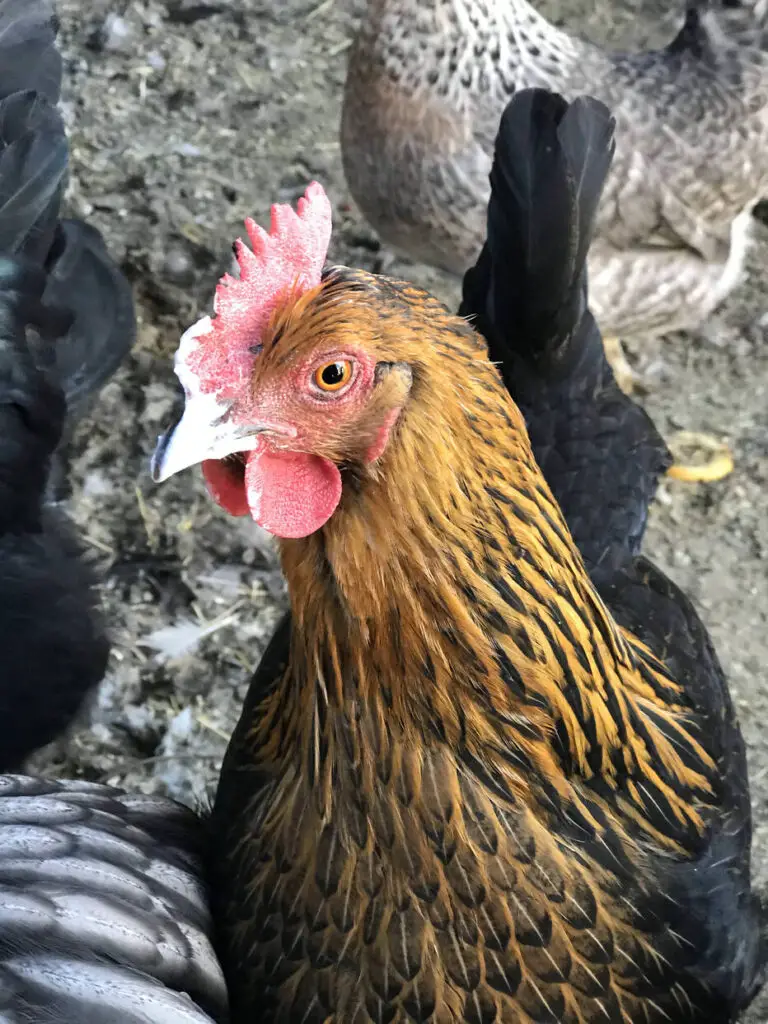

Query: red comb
[[182, 182, 333, 405]]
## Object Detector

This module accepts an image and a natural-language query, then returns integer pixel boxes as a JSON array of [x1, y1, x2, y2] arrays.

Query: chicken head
[[151, 184, 413, 538]]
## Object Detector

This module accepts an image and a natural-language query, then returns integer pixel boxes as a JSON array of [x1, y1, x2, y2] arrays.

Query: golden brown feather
[[210, 271, 748, 1023], [139, 98, 763, 1023]]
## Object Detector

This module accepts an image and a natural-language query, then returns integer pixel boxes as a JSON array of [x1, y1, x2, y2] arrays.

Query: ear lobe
[[364, 362, 412, 465], [374, 361, 413, 391], [373, 360, 413, 419]]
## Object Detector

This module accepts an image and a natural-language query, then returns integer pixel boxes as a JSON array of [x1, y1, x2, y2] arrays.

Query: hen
[[0, 0, 135, 770], [341, 0, 767, 480], [153, 89, 765, 1022]]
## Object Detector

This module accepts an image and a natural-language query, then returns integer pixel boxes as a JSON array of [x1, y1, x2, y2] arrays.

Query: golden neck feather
[[258, 281, 715, 846]]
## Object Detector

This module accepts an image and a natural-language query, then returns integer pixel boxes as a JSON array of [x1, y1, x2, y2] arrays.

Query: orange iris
[[314, 360, 353, 392]]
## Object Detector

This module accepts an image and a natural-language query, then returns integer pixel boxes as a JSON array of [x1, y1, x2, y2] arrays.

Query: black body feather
[[0, 0, 137, 769], [0, 775, 226, 1023], [461, 87, 766, 1018]]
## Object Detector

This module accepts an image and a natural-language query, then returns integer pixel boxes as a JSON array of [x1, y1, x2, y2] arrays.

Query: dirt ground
[[34, 0, 768, 1014]]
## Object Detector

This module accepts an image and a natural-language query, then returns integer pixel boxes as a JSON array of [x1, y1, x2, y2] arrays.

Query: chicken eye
[[313, 360, 353, 392]]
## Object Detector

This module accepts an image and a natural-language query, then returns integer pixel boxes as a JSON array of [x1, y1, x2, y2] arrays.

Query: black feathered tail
[[460, 88, 614, 384], [0, 0, 68, 496], [0, 0, 62, 106], [460, 89, 671, 574]]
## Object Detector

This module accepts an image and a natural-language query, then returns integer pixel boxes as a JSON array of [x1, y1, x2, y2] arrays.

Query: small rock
[[122, 705, 156, 744], [101, 14, 134, 53], [165, 706, 195, 741], [162, 245, 196, 287], [147, 51, 167, 72], [82, 470, 113, 498]]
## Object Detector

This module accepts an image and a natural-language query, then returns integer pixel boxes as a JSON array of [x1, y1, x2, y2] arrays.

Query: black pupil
[[322, 362, 345, 386]]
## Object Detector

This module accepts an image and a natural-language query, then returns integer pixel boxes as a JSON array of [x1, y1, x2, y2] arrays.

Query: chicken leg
[[603, 334, 734, 484], [603, 335, 641, 395]]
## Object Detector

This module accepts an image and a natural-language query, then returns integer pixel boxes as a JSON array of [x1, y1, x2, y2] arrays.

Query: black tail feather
[[0, 0, 69, 490], [460, 88, 615, 382], [0, 0, 61, 106], [460, 88, 670, 571], [0, 0, 135, 433], [0, 90, 67, 263], [0, 0, 64, 262]]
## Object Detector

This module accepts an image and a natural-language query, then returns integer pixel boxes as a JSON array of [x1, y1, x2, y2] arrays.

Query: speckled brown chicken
[[341, 0, 768, 480], [341, 0, 768, 344], [152, 91, 766, 1022]]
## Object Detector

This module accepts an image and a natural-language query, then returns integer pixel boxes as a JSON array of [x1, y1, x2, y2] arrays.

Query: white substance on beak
[[174, 316, 215, 399], [151, 316, 259, 482]]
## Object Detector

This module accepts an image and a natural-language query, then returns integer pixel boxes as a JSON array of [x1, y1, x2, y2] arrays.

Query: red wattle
[[244, 447, 342, 539]]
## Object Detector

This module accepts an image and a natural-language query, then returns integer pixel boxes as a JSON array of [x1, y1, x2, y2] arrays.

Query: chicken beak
[[150, 394, 263, 483]]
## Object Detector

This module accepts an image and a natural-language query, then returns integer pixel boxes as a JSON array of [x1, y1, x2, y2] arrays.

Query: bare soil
[[34, 2, 768, 1016]]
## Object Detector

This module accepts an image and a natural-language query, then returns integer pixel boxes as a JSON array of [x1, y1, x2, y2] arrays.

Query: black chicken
[[0, 0, 135, 769], [0, 256, 224, 1022]]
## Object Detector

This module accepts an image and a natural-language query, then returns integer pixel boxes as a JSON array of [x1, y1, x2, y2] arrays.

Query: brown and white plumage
[[341, 0, 768, 342]]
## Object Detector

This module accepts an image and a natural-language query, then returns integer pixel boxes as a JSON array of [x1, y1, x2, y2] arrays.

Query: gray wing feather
[[0, 777, 227, 1024]]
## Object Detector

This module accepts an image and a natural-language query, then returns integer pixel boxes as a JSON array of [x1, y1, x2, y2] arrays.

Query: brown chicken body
[[211, 272, 758, 1023], [153, 93, 764, 1022]]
